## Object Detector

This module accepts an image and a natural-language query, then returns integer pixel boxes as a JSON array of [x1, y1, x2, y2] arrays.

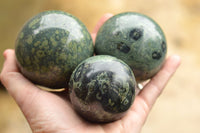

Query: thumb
[[91, 13, 113, 42], [0, 49, 80, 132]]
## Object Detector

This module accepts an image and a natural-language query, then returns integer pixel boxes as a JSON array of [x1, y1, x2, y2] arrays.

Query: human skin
[[0, 13, 181, 133]]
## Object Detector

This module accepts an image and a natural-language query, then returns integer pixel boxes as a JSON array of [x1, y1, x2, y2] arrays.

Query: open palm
[[0, 14, 181, 133]]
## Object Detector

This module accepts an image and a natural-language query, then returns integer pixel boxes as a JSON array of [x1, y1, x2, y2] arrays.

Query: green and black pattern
[[69, 55, 136, 122], [15, 10, 94, 88], [95, 12, 167, 81]]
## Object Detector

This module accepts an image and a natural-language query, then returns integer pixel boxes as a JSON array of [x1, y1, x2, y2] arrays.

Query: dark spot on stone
[[152, 51, 162, 60], [101, 89, 121, 113], [74, 63, 85, 82], [111, 81, 125, 93], [101, 82, 109, 94], [117, 42, 130, 53], [82, 75, 91, 86], [129, 82, 135, 96], [161, 41, 166, 52], [129, 28, 143, 40], [113, 31, 120, 36], [68, 80, 73, 93], [74, 87, 88, 101]]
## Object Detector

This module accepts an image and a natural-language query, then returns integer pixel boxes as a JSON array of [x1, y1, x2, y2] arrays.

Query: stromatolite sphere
[[95, 12, 167, 81], [15, 10, 93, 89], [69, 55, 136, 122]]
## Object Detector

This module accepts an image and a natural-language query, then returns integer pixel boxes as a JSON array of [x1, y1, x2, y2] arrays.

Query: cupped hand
[[0, 13, 181, 133]]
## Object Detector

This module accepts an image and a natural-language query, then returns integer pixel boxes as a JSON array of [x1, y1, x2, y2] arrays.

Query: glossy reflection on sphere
[[95, 12, 167, 81], [69, 55, 136, 122], [15, 10, 94, 89]]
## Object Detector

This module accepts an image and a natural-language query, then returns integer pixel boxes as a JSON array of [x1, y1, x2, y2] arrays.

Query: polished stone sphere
[[69, 55, 136, 122], [15, 10, 94, 89], [95, 12, 167, 81]]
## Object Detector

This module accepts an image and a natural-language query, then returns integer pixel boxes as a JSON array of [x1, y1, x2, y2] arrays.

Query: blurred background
[[0, 0, 200, 132]]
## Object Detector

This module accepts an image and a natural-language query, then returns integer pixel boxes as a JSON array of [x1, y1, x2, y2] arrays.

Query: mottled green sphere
[[95, 12, 167, 81], [69, 55, 136, 122], [15, 10, 94, 89]]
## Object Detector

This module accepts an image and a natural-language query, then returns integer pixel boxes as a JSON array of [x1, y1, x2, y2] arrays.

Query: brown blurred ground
[[0, 0, 200, 133]]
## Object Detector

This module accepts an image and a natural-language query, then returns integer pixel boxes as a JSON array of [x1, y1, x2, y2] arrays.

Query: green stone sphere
[[95, 12, 167, 81], [69, 55, 136, 122], [15, 10, 94, 89]]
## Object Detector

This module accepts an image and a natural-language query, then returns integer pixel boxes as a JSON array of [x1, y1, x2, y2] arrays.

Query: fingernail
[[172, 55, 181, 67], [91, 33, 96, 43], [104, 13, 114, 18], [3, 50, 8, 60], [3, 49, 13, 60], [173, 54, 181, 62]]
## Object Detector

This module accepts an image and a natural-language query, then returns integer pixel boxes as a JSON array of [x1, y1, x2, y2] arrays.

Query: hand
[[0, 14, 181, 133]]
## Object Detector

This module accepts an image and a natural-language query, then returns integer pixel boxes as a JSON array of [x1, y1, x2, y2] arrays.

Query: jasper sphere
[[15, 10, 94, 89], [69, 55, 136, 122], [95, 12, 167, 81]]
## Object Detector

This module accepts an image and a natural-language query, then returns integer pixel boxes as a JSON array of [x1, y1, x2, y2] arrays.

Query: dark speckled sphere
[[95, 12, 167, 82], [69, 55, 136, 122], [15, 10, 94, 89]]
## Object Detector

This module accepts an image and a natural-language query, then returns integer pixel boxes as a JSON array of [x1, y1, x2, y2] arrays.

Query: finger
[[0, 50, 82, 131], [0, 49, 41, 110], [92, 13, 113, 34], [91, 13, 113, 42], [138, 55, 181, 110], [120, 55, 181, 132], [1, 49, 19, 74]]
